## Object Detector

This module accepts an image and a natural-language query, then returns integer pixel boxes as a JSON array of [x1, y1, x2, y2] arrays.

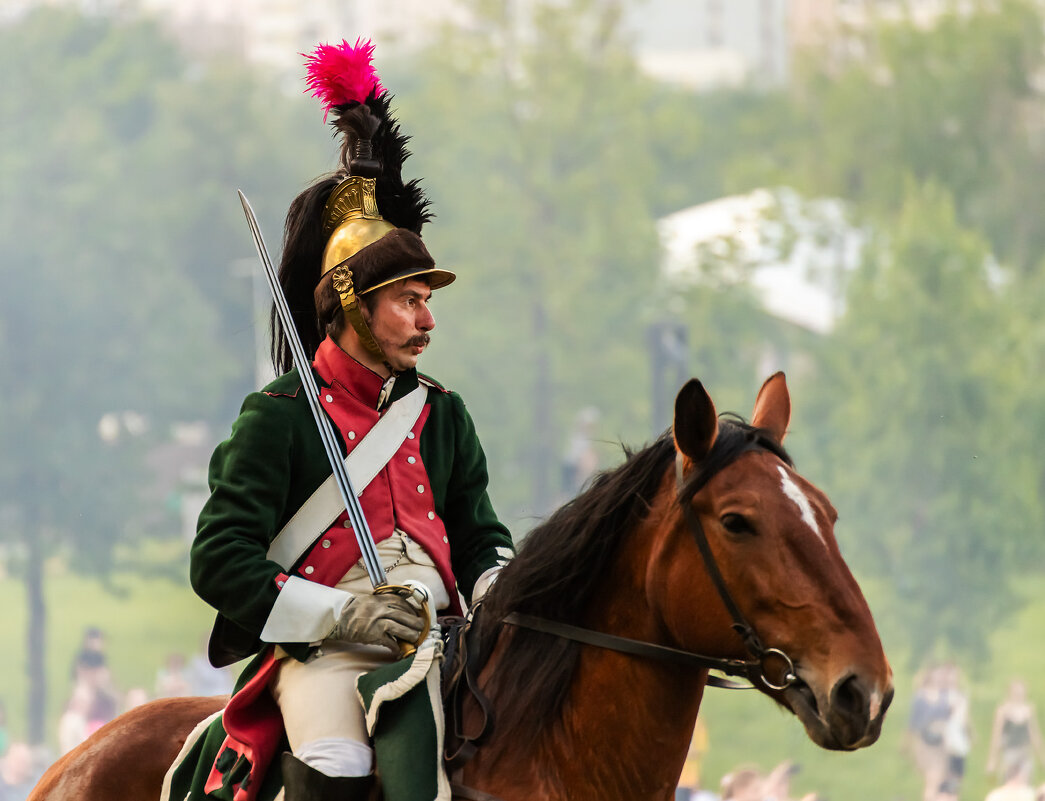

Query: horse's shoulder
[[99, 695, 227, 740], [28, 696, 228, 801]]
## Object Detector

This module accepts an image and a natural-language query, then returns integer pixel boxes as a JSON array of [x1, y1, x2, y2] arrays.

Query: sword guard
[[375, 582, 432, 658]]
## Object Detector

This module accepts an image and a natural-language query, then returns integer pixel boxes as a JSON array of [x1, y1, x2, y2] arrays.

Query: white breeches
[[270, 532, 448, 777]]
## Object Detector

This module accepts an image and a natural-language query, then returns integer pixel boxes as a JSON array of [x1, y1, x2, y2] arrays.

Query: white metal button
[[343, 520, 351, 528], [348, 431, 356, 440], [427, 511, 435, 520], [325, 394, 333, 403], [407, 432, 415, 439], [277, 580, 285, 588], [442, 536, 449, 544], [417, 485, 425, 493], [407, 456, 416, 464], [304, 566, 314, 575], [322, 539, 331, 549]]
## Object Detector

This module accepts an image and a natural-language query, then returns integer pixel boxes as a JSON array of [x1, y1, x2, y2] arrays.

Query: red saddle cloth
[[203, 650, 283, 801]]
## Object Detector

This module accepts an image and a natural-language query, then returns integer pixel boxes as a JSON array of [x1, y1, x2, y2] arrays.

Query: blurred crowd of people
[[674, 719, 823, 801], [0, 625, 234, 801], [676, 755, 822, 801], [57, 626, 233, 756], [0, 700, 37, 801], [905, 664, 1045, 801], [4, 628, 1045, 801], [673, 664, 1045, 801]]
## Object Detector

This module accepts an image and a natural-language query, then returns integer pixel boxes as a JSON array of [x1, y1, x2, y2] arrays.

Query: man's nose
[[418, 305, 435, 331]]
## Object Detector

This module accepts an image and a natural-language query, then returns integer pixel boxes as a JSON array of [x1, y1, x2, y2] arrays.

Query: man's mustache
[[406, 334, 431, 348]]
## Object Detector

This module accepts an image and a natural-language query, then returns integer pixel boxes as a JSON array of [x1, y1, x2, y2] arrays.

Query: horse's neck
[[554, 521, 707, 799], [550, 636, 707, 800], [485, 512, 707, 801]]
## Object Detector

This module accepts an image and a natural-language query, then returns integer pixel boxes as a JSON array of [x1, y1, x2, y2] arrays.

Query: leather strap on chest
[[266, 384, 428, 570]]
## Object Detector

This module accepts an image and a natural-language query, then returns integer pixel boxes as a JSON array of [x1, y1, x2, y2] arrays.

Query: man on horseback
[[185, 39, 513, 801]]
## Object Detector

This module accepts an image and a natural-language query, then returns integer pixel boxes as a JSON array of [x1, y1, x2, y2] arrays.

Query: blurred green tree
[[798, 181, 1034, 662], [774, 0, 1045, 275], [0, 8, 326, 741], [393, 0, 706, 521], [676, 0, 1045, 662]]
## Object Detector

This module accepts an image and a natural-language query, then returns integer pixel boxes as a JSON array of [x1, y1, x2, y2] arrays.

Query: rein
[[506, 441, 798, 692], [501, 613, 754, 690]]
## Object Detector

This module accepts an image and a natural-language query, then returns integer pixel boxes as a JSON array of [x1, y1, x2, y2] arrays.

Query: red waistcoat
[[288, 339, 458, 613]]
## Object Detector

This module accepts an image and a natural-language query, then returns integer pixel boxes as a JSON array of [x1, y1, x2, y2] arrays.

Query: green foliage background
[[2, 1, 1045, 798]]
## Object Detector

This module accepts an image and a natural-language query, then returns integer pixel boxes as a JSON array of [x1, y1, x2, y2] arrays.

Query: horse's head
[[649, 372, 893, 750]]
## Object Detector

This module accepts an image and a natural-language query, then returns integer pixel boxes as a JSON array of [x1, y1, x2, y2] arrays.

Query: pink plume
[[303, 38, 385, 120]]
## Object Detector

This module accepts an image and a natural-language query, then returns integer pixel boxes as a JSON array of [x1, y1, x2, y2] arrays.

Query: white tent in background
[[657, 188, 866, 335]]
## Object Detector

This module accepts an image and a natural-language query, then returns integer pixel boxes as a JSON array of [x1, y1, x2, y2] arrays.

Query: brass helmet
[[301, 40, 454, 364]]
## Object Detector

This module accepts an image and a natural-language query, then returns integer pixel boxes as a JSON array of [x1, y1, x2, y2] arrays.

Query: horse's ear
[[751, 372, 791, 444], [673, 379, 718, 462]]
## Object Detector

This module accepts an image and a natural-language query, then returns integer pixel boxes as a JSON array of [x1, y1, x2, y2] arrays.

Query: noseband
[[506, 437, 798, 692]]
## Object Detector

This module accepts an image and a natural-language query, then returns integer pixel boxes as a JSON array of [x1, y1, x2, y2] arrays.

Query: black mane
[[475, 417, 792, 752]]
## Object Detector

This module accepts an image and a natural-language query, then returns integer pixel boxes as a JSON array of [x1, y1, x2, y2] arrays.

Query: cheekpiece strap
[[331, 261, 386, 363]]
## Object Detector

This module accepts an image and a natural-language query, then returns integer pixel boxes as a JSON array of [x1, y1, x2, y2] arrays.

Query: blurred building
[[4, 0, 1007, 99], [623, 0, 790, 89], [654, 189, 865, 388], [791, 0, 982, 55], [139, 0, 472, 75], [658, 188, 864, 335], [1, 0, 465, 74], [7, 0, 791, 89], [656, 188, 864, 381]]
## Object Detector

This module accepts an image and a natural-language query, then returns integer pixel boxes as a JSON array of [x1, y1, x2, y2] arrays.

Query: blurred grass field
[[0, 540, 214, 746], [0, 552, 1041, 800]]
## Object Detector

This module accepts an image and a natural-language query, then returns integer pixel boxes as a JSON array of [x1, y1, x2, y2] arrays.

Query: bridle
[[672, 444, 798, 691], [505, 438, 799, 692], [449, 437, 800, 800]]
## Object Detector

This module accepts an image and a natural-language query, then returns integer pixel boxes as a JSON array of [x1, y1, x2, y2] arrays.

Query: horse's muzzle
[[783, 671, 894, 751]]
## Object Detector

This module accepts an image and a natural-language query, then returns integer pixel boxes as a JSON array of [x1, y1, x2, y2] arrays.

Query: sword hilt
[[375, 581, 433, 658]]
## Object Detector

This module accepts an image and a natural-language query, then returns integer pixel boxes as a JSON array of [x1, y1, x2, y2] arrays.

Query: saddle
[[162, 613, 500, 801]]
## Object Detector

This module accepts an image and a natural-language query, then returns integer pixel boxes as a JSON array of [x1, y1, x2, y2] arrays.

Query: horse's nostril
[[830, 674, 869, 727]]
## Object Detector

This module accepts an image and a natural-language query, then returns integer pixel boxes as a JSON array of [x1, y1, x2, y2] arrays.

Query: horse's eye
[[721, 513, 753, 535]]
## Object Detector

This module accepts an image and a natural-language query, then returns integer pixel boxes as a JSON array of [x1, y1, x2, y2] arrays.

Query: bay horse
[[29, 373, 892, 801]]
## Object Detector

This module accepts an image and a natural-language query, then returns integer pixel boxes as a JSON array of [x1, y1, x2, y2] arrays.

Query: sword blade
[[238, 190, 387, 589]]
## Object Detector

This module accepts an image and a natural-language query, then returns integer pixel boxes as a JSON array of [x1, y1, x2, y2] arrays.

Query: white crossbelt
[[266, 385, 428, 570]]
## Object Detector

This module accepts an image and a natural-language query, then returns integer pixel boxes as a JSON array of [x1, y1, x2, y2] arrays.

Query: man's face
[[363, 277, 435, 372]]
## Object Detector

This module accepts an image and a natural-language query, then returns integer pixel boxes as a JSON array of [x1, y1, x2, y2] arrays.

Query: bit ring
[[759, 647, 797, 691]]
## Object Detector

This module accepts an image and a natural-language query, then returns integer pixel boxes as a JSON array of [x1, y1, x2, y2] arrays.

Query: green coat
[[168, 349, 513, 801], [191, 355, 513, 665]]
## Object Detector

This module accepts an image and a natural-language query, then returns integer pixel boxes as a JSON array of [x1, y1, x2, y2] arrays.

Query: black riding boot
[[281, 752, 374, 801]]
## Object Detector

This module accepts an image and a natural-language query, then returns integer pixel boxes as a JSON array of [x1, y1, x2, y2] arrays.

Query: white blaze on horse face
[[776, 466, 824, 545]]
